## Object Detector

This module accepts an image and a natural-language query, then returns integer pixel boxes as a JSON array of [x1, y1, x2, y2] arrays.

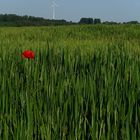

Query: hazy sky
[[0, 0, 140, 22]]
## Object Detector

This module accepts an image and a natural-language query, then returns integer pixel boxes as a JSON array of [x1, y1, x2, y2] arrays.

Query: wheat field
[[0, 24, 140, 140]]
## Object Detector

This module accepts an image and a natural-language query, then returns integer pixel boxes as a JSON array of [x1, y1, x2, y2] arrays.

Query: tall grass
[[0, 25, 140, 139]]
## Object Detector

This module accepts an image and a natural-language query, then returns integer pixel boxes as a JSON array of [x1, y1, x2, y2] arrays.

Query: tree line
[[0, 14, 139, 26], [0, 14, 75, 26]]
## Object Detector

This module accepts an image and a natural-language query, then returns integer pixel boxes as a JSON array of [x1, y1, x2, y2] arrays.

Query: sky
[[0, 0, 140, 22]]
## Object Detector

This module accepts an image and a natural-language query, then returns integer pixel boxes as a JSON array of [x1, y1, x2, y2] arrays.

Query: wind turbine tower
[[52, 0, 58, 20]]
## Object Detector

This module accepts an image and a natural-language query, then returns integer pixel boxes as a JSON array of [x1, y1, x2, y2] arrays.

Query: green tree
[[94, 18, 101, 24], [79, 18, 93, 24]]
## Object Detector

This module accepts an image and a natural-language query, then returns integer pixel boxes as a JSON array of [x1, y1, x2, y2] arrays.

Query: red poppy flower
[[22, 50, 35, 59]]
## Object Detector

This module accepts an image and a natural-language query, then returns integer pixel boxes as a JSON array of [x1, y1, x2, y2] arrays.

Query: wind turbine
[[52, 0, 58, 20]]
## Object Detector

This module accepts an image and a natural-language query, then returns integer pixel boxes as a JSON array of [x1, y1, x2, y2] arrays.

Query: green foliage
[[123, 21, 139, 24], [0, 24, 140, 139], [0, 14, 74, 26], [0, 14, 139, 27], [94, 18, 101, 24], [79, 18, 93, 24]]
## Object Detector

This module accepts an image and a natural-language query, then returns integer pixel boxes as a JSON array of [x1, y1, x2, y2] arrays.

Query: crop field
[[0, 24, 140, 140]]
